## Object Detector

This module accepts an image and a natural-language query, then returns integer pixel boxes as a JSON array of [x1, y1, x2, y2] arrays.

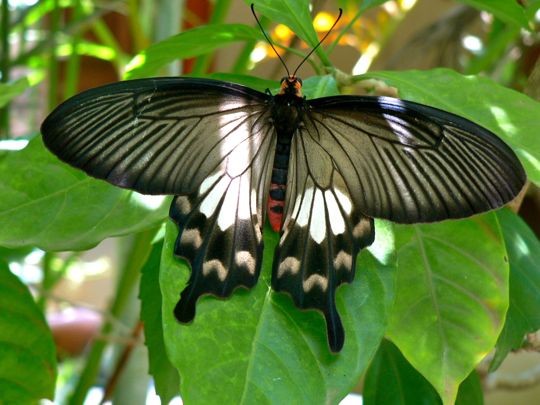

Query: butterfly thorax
[[267, 76, 307, 232]]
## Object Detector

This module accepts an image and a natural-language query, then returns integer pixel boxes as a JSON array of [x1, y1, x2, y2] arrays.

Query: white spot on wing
[[310, 189, 326, 244], [324, 190, 345, 235], [303, 274, 328, 292], [199, 171, 222, 195], [200, 176, 229, 219], [235, 251, 256, 275], [181, 229, 202, 249], [277, 257, 301, 278], [334, 250, 352, 270], [175, 196, 191, 215], [353, 219, 371, 239], [218, 177, 239, 230], [335, 188, 352, 215], [296, 187, 314, 227], [202, 259, 227, 281]]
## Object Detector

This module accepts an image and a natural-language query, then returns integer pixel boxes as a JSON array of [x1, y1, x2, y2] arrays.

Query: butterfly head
[[279, 76, 303, 97]]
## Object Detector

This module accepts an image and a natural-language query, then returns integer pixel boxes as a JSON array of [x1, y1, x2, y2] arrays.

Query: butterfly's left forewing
[[41, 77, 277, 322]]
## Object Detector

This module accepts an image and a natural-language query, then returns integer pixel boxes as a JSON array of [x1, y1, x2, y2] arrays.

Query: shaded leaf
[[361, 68, 540, 186], [0, 138, 169, 251], [457, 0, 529, 28], [140, 240, 180, 403], [364, 340, 484, 405], [455, 370, 484, 405], [160, 220, 396, 404], [387, 214, 508, 404], [0, 263, 57, 402], [125, 24, 261, 79], [491, 209, 540, 370], [364, 339, 441, 405]]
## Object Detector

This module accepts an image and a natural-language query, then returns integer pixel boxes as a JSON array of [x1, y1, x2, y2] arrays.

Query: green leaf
[[455, 371, 484, 405], [0, 138, 169, 251], [199, 73, 278, 93], [387, 214, 508, 404], [125, 24, 261, 80], [248, 0, 318, 47], [160, 220, 396, 404], [0, 78, 29, 109], [490, 209, 540, 370], [0, 263, 57, 402], [364, 340, 484, 405], [363, 339, 441, 404], [140, 240, 180, 403], [302, 75, 340, 98], [361, 68, 540, 186], [457, 0, 529, 28]]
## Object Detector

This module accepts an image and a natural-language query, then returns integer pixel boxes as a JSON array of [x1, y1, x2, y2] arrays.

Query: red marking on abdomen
[[268, 183, 286, 232]]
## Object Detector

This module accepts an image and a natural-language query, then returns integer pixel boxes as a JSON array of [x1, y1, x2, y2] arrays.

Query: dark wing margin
[[273, 126, 374, 352], [306, 96, 526, 224], [41, 77, 271, 195], [171, 123, 275, 321], [42, 77, 276, 323]]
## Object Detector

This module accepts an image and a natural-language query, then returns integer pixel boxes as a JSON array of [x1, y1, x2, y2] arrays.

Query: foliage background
[[0, 0, 540, 404]]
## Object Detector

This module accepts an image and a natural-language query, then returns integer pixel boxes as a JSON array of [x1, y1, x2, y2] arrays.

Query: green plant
[[1, 0, 539, 404]]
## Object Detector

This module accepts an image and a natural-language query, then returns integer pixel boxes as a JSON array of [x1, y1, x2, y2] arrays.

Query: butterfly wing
[[274, 95, 525, 352], [41, 77, 276, 321], [273, 124, 375, 352], [42, 77, 272, 195], [305, 96, 526, 223]]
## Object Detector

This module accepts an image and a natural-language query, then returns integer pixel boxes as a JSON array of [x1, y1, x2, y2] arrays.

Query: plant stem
[[192, 0, 232, 75], [68, 230, 156, 405], [1, 0, 10, 138], [47, 0, 61, 109], [65, 0, 83, 98]]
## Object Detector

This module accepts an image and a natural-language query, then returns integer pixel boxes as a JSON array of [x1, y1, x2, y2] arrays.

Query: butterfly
[[40, 9, 526, 353]]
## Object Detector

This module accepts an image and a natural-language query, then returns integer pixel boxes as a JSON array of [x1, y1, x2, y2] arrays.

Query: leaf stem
[[68, 229, 155, 405]]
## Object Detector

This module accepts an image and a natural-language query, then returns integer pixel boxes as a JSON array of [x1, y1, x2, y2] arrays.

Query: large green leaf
[[125, 24, 261, 80], [0, 138, 169, 251], [490, 209, 540, 370], [160, 220, 395, 404], [361, 68, 540, 186], [0, 263, 57, 402], [364, 339, 484, 405], [457, 0, 529, 28], [387, 214, 508, 404], [248, 0, 318, 47], [139, 240, 180, 403]]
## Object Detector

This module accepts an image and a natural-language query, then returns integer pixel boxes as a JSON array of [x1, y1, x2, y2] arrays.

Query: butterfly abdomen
[[268, 136, 292, 231], [268, 89, 305, 232]]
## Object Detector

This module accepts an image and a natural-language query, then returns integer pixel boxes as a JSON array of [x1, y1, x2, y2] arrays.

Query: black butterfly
[[40, 12, 526, 353]]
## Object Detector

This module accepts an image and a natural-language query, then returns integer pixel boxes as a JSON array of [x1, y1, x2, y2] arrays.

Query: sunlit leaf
[[490, 209, 540, 370], [387, 214, 508, 404], [0, 138, 169, 251], [125, 24, 261, 80], [0, 78, 29, 109]]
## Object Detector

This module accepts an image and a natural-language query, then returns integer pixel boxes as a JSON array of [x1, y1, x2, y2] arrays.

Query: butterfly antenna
[[251, 3, 291, 77], [292, 8, 343, 77]]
